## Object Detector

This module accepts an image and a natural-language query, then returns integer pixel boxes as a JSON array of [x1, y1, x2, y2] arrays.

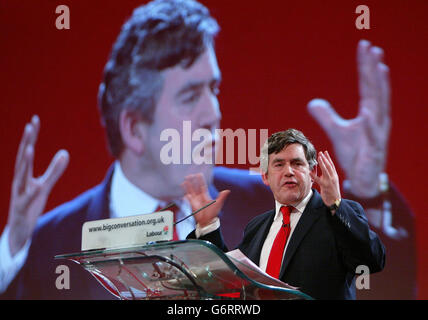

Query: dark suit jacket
[[345, 184, 416, 299], [0, 165, 273, 300], [190, 189, 386, 300]]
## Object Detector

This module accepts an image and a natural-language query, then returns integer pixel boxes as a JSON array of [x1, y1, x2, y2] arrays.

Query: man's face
[[262, 143, 315, 206], [143, 46, 221, 198]]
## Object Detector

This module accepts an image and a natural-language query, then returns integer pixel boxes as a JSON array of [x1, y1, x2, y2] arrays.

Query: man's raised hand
[[307, 40, 391, 198], [181, 173, 229, 228], [7, 115, 69, 256]]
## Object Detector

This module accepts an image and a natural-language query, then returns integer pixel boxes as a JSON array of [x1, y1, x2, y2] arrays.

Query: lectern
[[56, 240, 312, 300]]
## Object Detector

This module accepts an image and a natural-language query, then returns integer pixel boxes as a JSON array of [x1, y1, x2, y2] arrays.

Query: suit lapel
[[86, 165, 114, 222], [279, 189, 325, 278], [248, 210, 276, 264]]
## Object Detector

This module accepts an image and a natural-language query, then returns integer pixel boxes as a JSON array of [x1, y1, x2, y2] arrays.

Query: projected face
[[142, 46, 221, 199]]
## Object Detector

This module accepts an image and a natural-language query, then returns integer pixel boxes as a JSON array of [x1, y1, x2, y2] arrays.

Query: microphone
[[174, 200, 217, 225], [282, 222, 290, 228], [155, 202, 176, 212]]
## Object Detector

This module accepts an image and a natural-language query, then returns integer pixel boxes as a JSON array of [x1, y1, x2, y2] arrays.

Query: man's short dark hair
[[260, 129, 318, 172], [98, 0, 219, 157]]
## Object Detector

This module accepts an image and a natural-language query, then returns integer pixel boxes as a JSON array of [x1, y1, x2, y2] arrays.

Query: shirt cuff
[[0, 225, 31, 293], [195, 218, 220, 238]]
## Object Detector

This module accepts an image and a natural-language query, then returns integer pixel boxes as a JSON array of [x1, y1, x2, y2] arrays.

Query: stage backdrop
[[0, 0, 427, 299]]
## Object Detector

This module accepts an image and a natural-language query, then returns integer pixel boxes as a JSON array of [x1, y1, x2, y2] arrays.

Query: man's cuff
[[0, 225, 31, 293], [195, 218, 220, 238]]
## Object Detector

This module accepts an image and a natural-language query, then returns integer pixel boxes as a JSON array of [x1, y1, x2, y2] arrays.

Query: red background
[[0, 0, 427, 299]]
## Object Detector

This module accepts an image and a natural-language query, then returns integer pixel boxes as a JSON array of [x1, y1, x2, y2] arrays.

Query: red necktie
[[156, 204, 179, 241], [266, 206, 292, 278]]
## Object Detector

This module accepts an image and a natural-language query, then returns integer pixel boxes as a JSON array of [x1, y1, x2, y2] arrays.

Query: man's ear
[[310, 165, 318, 183], [261, 170, 270, 186], [119, 109, 147, 156]]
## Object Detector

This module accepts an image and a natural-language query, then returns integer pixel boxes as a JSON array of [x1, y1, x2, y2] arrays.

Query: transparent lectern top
[[55, 239, 312, 300]]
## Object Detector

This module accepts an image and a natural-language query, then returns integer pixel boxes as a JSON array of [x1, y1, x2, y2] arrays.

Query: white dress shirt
[[259, 190, 313, 272], [0, 225, 31, 293], [0, 161, 196, 293], [109, 161, 196, 240]]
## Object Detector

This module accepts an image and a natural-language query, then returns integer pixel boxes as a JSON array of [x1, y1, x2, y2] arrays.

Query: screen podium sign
[[81, 210, 174, 251]]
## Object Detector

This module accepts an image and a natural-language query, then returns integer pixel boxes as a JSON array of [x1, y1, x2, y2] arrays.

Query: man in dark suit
[[185, 129, 386, 299]]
